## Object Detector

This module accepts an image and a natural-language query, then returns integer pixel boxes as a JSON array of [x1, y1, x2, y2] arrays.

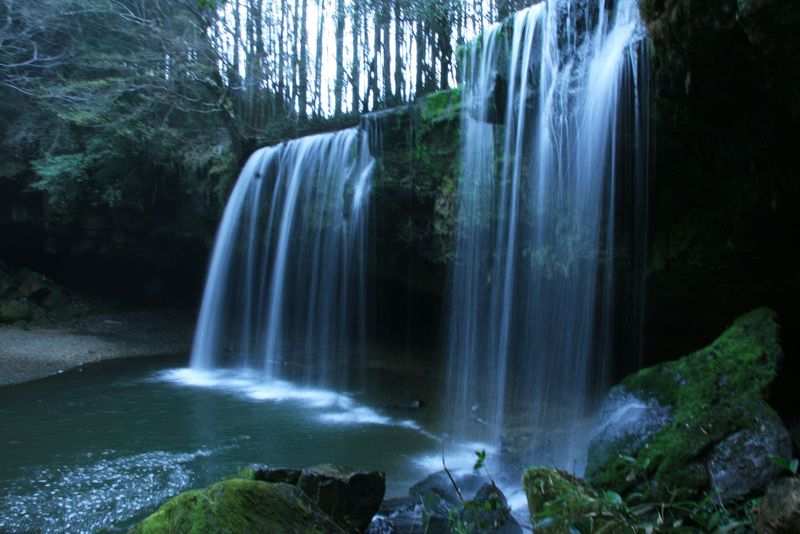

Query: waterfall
[[190, 126, 374, 386], [447, 0, 649, 471]]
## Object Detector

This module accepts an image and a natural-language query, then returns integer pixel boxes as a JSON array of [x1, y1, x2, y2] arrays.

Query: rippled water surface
[[0, 355, 451, 533]]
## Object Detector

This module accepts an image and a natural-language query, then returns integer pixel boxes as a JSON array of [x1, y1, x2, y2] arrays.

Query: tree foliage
[[0, 0, 512, 226]]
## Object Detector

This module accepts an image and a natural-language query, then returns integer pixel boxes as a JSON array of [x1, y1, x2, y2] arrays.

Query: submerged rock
[[756, 477, 800, 534], [586, 308, 790, 499], [297, 464, 386, 533], [129, 479, 345, 534]]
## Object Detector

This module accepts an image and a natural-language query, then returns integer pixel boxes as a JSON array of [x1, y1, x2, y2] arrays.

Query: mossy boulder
[[586, 308, 792, 499], [449, 483, 522, 534], [522, 467, 603, 534], [129, 479, 345, 534]]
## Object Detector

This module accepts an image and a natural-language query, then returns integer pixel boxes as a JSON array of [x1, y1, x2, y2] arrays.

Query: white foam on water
[[413, 440, 498, 474], [318, 406, 421, 430], [0, 447, 218, 534], [158, 368, 350, 408], [159, 368, 423, 431]]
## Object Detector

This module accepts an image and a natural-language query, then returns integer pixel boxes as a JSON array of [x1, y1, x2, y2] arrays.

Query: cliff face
[[367, 0, 800, 372], [2, 0, 798, 367], [638, 0, 800, 362]]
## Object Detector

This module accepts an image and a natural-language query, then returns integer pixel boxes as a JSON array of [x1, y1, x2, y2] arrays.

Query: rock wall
[[640, 0, 800, 360]]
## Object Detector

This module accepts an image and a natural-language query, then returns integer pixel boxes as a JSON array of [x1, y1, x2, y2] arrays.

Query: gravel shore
[[0, 309, 195, 386]]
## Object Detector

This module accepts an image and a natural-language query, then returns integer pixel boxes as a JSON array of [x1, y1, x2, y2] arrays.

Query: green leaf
[[473, 449, 486, 470], [769, 454, 790, 470], [707, 510, 721, 529], [602, 491, 623, 506], [790, 458, 799, 475]]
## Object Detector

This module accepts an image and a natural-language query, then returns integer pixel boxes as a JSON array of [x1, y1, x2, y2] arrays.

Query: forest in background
[[0, 0, 528, 224]]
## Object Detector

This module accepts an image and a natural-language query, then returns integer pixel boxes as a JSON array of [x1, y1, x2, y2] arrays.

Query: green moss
[[0, 300, 32, 322], [420, 89, 462, 123], [522, 467, 602, 533], [129, 479, 345, 534], [587, 308, 783, 497]]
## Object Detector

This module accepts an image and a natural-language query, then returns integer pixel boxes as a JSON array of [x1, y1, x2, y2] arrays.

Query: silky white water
[[190, 126, 374, 388], [447, 0, 649, 471]]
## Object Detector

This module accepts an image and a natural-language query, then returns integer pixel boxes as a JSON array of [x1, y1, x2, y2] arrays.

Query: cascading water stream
[[190, 126, 374, 387], [447, 0, 649, 472]]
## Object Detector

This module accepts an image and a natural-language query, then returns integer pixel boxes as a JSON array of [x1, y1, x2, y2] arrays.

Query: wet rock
[[129, 479, 345, 534], [756, 477, 800, 534], [366, 516, 396, 534], [708, 414, 792, 498], [409, 470, 490, 505], [587, 386, 672, 473], [252, 465, 302, 485], [297, 463, 386, 533], [374, 496, 423, 534], [585, 308, 789, 499]]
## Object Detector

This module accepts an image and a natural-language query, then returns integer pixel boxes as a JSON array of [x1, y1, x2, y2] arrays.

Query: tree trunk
[[277, 0, 286, 111], [299, 0, 309, 120], [292, 0, 300, 114], [334, 0, 345, 116], [415, 20, 424, 96], [351, 0, 360, 114], [393, 0, 403, 102], [313, 0, 324, 116], [381, 0, 392, 102]]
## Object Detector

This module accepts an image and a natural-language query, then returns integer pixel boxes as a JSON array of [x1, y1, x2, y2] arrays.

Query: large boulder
[[252, 465, 302, 485], [297, 464, 386, 533], [756, 477, 800, 533], [586, 308, 792, 498], [129, 479, 345, 534]]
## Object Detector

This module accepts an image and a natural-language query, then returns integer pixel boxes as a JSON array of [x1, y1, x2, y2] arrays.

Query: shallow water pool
[[0, 355, 454, 532]]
